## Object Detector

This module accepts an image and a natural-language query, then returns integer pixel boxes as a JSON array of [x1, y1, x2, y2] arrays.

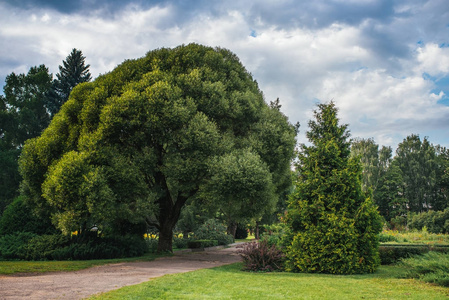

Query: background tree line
[[0, 49, 91, 214], [351, 135, 449, 229]]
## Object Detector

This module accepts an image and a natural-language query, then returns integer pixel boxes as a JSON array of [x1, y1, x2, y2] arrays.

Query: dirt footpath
[[0, 244, 243, 300]]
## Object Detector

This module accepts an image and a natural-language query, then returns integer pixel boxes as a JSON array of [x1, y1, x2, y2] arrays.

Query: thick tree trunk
[[255, 221, 260, 240], [157, 224, 174, 253]]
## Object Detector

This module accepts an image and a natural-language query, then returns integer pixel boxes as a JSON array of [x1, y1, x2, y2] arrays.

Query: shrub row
[[187, 240, 218, 249], [379, 244, 449, 265], [0, 232, 148, 261]]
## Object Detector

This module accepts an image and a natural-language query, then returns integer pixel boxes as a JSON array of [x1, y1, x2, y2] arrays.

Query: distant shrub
[[378, 232, 399, 243], [235, 224, 248, 239], [187, 239, 218, 249], [193, 219, 234, 245], [400, 252, 449, 287], [408, 209, 449, 234], [260, 223, 287, 248], [379, 244, 449, 265], [173, 236, 194, 249], [238, 240, 285, 272]]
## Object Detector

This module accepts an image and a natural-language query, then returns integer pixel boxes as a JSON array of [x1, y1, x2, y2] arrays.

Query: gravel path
[[0, 244, 243, 300]]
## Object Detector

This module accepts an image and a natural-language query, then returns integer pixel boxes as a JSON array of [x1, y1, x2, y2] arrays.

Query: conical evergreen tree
[[284, 102, 382, 274], [48, 48, 91, 115]]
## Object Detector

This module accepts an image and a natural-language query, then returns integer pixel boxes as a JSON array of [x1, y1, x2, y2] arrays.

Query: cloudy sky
[[1, 0, 449, 149]]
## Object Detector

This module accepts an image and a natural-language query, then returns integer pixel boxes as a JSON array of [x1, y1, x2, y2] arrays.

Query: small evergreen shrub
[[193, 219, 234, 245], [238, 240, 285, 272], [400, 252, 449, 287]]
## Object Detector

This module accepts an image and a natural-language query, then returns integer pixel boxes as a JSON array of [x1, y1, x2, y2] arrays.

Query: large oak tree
[[20, 44, 297, 252]]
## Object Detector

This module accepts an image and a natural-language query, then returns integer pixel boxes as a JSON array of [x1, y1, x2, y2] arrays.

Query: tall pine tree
[[285, 102, 382, 274], [48, 48, 91, 115]]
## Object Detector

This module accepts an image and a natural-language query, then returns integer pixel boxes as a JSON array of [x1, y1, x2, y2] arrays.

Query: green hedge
[[0, 233, 148, 261], [379, 244, 449, 265], [187, 240, 218, 249]]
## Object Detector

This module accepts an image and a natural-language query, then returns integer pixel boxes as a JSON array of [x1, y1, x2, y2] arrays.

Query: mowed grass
[[89, 263, 449, 300], [0, 252, 167, 275]]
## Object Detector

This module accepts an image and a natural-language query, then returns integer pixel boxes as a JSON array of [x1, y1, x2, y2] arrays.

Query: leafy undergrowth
[[0, 252, 167, 275], [89, 263, 449, 300]]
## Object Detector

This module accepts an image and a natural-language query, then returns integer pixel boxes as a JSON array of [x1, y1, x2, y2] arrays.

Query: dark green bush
[[235, 224, 248, 239], [0, 232, 37, 260], [1, 233, 148, 261], [0, 196, 56, 236], [25, 234, 71, 260], [379, 244, 449, 265], [187, 239, 218, 249]]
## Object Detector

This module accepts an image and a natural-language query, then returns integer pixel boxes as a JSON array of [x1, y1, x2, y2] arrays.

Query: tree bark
[[255, 221, 260, 240], [157, 223, 174, 253]]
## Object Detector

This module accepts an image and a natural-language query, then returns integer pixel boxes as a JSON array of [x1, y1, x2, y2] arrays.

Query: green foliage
[[19, 44, 297, 252], [193, 219, 234, 245], [0, 233, 148, 261], [380, 229, 449, 244], [172, 236, 190, 249], [395, 135, 448, 214], [379, 245, 449, 265], [238, 240, 285, 272], [203, 148, 276, 235], [187, 239, 218, 248], [48, 48, 91, 115], [0, 65, 53, 213], [408, 209, 449, 234], [401, 252, 449, 287], [0, 232, 37, 260], [284, 102, 383, 274], [0, 196, 56, 235]]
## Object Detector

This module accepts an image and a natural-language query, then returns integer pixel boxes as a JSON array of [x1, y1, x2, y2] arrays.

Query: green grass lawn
[[0, 252, 167, 275], [89, 263, 449, 299]]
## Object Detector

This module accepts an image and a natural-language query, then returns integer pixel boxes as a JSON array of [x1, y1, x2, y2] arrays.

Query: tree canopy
[[19, 44, 297, 252], [0, 65, 53, 213]]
